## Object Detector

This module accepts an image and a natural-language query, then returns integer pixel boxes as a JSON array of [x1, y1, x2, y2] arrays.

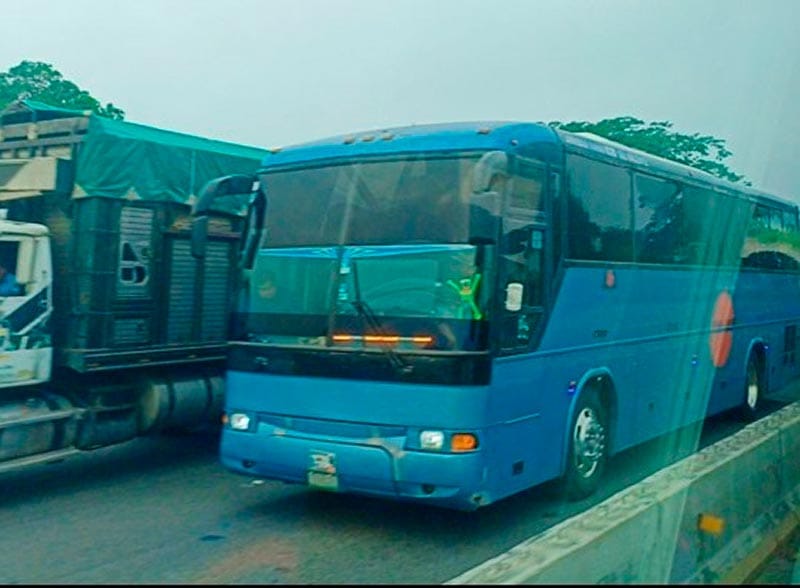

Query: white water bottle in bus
[[505, 282, 523, 312]]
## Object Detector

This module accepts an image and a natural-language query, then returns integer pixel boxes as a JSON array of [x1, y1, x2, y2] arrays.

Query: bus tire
[[738, 354, 764, 422], [564, 389, 608, 501]]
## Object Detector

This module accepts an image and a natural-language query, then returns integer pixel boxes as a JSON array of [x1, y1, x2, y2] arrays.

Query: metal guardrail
[[447, 400, 800, 584]]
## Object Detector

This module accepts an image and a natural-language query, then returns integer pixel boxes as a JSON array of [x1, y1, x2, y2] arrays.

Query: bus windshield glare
[[261, 154, 483, 246], [232, 154, 493, 352]]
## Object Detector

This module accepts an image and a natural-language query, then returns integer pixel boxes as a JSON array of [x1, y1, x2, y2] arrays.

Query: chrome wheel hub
[[573, 406, 606, 479], [747, 367, 759, 410]]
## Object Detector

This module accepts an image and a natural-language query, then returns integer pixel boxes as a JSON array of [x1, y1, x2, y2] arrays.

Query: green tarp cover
[[8, 100, 267, 214]]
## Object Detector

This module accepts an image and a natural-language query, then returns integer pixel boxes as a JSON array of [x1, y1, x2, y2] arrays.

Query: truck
[[0, 99, 266, 473]]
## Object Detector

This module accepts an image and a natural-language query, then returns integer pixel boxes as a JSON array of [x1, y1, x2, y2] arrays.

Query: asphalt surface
[[0, 399, 792, 583]]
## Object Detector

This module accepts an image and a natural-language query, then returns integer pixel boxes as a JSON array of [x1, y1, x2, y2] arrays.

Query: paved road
[[0, 401, 788, 584]]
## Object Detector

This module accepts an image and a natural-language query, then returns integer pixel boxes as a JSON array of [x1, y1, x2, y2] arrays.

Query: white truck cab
[[0, 216, 52, 387]]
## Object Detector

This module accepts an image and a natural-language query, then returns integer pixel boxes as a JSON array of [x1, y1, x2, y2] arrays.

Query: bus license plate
[[308, 451, 339, 491], [307, 470, 339, 491]]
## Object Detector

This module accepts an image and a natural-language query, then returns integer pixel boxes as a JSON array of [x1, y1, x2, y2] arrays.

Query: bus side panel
[[526, 264, 800, 460], [482, 357, 569, 499], [535, 266, 731, 453], [707, 269, 800, 413]]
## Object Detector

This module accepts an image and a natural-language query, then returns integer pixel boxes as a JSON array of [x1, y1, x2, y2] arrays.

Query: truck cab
[[0, 217, 52, 388]]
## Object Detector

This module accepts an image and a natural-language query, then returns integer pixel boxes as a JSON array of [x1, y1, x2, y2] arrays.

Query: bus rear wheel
[[738, 355, 764, 422], [565, 390, 608, 501]]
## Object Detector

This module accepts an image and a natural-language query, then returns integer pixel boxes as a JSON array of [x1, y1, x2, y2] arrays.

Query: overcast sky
[[2, 0, 798, 198]]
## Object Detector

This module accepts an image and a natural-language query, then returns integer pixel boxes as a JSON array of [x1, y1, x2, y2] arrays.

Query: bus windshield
[[234, 244, 490, 352], [259, 154, 484, 247], [231, 154, 496, 352]]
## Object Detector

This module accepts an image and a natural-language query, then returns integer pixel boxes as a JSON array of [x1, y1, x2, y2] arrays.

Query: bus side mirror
[[191, 174, 258, 259], [471, 151, 508, 193], [241, 188, 267, 270]]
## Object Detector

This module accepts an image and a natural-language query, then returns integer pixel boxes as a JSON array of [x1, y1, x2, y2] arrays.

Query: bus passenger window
[[752, 205, 770, 230], [680, 187, 750, 267], [769, 209, 783, 231], [783, 211, 798, 233], [566, 155, 632, 262], [741, 202, 800, 270], [634, 174, 681, 264]]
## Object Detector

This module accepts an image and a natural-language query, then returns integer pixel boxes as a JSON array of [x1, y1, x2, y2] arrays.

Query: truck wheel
[[738, 355, 763, 422], [565, 389, 608, 501]]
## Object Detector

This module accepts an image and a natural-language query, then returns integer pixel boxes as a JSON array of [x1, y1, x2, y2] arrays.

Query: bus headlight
[[420, 430, 445, 450], [228, 412, 252, 431]]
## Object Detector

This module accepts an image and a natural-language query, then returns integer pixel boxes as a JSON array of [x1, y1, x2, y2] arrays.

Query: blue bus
[[191, 121, 800, 510]]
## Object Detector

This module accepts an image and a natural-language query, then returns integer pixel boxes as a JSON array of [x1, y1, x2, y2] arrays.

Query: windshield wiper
[[349, 261, 412, 375]]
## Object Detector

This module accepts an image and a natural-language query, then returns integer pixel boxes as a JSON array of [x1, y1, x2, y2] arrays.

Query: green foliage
[[0, 60, 124, 120], [750, 227, 800, 249], [549, 116, 747, 184]]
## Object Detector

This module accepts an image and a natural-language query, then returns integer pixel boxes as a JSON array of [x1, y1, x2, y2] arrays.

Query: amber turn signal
[[451, 433, 478, 451]]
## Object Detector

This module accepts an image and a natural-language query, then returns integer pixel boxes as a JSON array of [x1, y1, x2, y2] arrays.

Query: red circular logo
[[709, 290, 734, 367]]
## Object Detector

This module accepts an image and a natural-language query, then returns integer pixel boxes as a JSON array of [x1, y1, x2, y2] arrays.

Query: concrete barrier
[[446, 401, 800, 584]]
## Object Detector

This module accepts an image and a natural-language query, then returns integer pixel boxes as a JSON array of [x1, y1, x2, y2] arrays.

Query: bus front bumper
[[220, 428, 490, 510]]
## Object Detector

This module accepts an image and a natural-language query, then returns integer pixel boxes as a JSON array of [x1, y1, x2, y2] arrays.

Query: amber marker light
[[451, 433, 478, 452], [333, 333, 433, 347], [697, 513, 725, 536], [411, 335, 434, 347], [363, 335, 400, 345]]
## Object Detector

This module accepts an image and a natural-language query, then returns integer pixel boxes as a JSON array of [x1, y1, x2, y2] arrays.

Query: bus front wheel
[[565, 389, 608, 501]]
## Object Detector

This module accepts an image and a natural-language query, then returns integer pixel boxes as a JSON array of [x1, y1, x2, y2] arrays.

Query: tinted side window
[[566, 155, 632, 261], [742, 203, 800, 270], [784, 211, 798, 233], [634, 174, 681, 264], [753, 205, 770, 229], [681, 187, 751, 267], [769, 209, 783, 231]]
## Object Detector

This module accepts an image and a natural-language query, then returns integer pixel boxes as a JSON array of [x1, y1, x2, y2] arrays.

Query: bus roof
[[258, 119, 794, 209], [557, 129, 796, 209], [259, 121, 561, 168]]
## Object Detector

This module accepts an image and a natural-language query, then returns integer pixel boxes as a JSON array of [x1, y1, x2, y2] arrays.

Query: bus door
[[498, 220, 546, 352], [498, 158, 549, 353], [489, 161, 551, 492]]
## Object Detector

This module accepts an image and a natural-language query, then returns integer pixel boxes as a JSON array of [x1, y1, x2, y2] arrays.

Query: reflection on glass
[[236, 244, 489, 351]]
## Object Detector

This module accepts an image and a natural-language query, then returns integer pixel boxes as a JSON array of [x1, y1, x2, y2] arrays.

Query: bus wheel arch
[[739, 341, 767, 422], [563, 371, 615, 501]]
